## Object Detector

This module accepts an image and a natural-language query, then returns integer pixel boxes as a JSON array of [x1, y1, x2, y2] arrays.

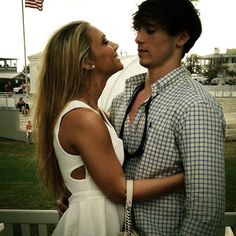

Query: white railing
[[0, 209, 235, 236], [0, 209, 58, 236], [0, 93, 16, 109], [205, 85, 236, 97]]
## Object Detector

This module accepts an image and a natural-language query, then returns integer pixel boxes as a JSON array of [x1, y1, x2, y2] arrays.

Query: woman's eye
[[103, 36, 109, 45]]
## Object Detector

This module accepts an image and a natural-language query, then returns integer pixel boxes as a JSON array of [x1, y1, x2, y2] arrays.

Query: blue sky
[[0, 0, 236, 71]]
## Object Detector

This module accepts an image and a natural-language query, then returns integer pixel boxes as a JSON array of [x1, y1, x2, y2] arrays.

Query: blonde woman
[[33, 21, 184, 236]]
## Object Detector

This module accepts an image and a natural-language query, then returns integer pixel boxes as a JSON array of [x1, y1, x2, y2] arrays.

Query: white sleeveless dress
[[52, 101, 124, 236]]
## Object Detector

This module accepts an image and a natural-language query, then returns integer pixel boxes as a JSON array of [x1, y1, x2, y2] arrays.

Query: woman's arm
[[57, 172, 184, 216], [59, 108, 184, 203]]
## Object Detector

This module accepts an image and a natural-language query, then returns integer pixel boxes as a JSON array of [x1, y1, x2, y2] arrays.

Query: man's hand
[[56, 192, 70, 217]]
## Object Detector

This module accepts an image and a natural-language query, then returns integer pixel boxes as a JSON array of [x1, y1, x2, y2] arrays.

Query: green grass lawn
[[0, 137, 235, 211], [0, 138, 55, 210]]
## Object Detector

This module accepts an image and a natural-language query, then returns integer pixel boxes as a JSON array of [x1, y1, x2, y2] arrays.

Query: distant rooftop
[[200, 48, 236, 59], [0, 58, 18, 60], [0, 72, 19, 79], [0, 58, 18, 73]]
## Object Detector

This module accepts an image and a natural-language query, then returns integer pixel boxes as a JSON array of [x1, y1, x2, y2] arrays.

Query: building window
[[232, 57, 236, 63], [221, 58, 228, 64]]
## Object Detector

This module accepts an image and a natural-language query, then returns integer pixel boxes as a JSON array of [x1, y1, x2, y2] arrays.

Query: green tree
[[183, 54, 202, 74], [228, 70, 236, 77], [203, 63, 229, 80], [22, 65, 30, 74]]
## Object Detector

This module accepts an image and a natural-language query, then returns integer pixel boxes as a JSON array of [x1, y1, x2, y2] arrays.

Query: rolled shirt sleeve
[[178, 101, 226, 235]]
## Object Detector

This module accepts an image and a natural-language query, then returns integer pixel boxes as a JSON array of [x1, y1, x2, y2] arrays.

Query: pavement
[[224, 113, 236, 124]]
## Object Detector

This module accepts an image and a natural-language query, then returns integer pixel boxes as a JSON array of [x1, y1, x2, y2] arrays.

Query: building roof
[[200, 48, 236, 59], [28, 52, 42, 60], [0, 58, 18, 60], [0, 72, 21, 79]]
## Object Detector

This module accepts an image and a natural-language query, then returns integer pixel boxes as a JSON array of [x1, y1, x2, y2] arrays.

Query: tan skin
[[135, 23, 189, 97], [130, 25, 189, 123], [57, 25, 185, 214]]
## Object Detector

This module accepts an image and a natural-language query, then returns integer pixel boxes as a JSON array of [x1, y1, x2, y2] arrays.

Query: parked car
[[13, 82, 29, 94], [211, 77, 230, 86], [13, 86, 23, 93], [225, 77, 236, 85], [191, 74, 208, 84]]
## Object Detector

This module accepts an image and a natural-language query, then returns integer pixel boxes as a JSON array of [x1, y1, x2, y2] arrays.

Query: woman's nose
[[111, 41, 119, 51]]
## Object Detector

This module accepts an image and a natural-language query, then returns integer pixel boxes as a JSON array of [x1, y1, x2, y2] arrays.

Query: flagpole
[[21, 0, 28, 96]]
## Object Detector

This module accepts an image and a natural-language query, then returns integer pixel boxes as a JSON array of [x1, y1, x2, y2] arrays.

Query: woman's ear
[[82, 60, 95, 71], [176, 31, 190, 48]]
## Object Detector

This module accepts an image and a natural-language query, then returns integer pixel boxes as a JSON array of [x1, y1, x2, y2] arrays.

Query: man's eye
[[146, 28, 155, 34]]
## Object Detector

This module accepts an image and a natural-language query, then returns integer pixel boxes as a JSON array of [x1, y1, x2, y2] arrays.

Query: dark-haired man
[[110, 0, 225, 235]]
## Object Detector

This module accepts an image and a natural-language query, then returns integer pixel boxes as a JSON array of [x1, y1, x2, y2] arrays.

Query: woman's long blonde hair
[[33, 21, 92, 197]]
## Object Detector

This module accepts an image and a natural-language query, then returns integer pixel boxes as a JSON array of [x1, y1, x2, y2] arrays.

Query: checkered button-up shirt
[[110, 66, 226, 236]]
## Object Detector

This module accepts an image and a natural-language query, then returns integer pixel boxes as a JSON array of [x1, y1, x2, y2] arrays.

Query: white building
[[199, 48, 236, 73], [27, 53, 42, 94]]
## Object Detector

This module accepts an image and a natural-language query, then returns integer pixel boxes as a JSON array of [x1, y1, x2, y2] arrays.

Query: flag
[[25, 0, 44, 11]]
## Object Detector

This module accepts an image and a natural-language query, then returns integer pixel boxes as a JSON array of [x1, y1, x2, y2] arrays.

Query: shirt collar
[[124, 73, 146, 101], [124, 66, 190, 100], [151, 66, 190, 95]]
